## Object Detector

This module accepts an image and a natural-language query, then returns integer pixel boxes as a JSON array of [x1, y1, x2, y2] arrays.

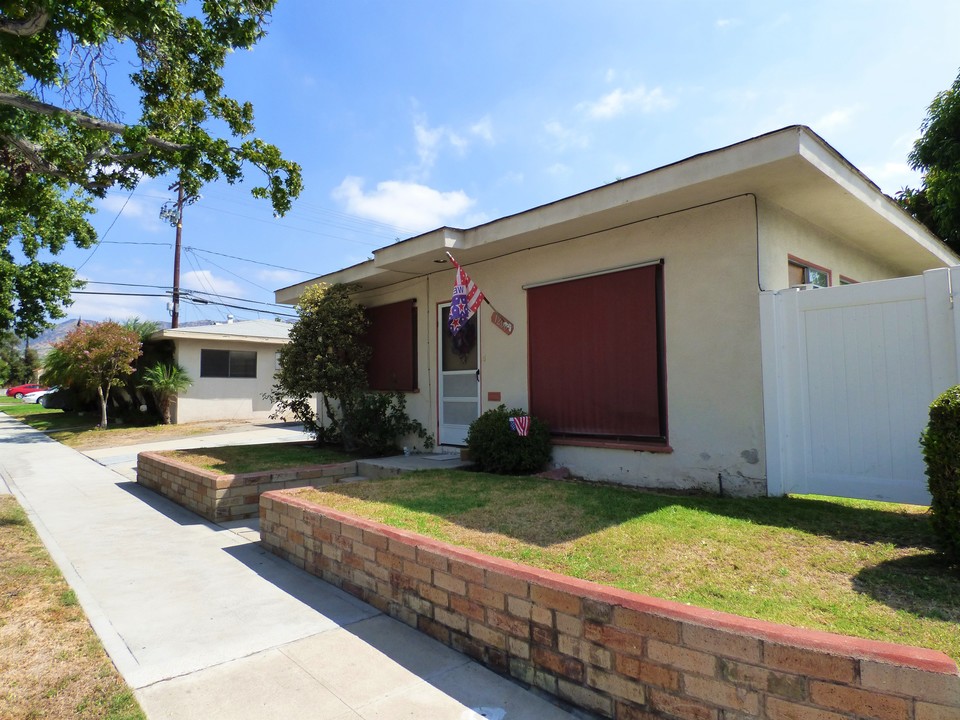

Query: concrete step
[[336, 475, 370, 484]]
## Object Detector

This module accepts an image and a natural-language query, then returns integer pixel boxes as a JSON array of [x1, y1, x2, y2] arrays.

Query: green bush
[[920, 385, 960, 564], [466, 405, 551, 475], [333, 390, 433, 456]]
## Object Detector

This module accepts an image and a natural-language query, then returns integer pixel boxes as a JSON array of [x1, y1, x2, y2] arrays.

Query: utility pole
[[171, 182, 185, 328]]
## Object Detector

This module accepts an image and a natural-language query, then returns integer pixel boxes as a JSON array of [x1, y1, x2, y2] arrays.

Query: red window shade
[[364, 300, 417, 391], [528, 264, 665, 441]]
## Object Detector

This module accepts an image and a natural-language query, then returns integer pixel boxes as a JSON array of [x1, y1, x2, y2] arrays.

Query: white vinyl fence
[[760, 267, 960, 506]]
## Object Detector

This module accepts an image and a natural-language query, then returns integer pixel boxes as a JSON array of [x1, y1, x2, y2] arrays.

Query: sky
[[50, 0, 960, 326]]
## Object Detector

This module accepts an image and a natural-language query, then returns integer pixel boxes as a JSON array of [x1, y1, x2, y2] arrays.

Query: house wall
[[172, 338, 282, 423], [758, 200, 903, 289]]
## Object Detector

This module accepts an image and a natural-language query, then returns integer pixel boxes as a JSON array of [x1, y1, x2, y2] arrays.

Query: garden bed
[[260, 486, 960, 720], [136, 448, 358, 522]]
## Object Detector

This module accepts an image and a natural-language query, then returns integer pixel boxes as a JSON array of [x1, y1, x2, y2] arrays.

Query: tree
[[0, 331, 34, 385], [139, 362, 192, 424], [0, 2, 303, 338], [56, 321, 141, 428], [268, 283, 432, 453], [897, 68, 960, 252]]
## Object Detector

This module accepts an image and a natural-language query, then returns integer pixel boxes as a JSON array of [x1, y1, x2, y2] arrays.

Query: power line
[[184, 246, 324, 276], [71, 290, 298, 319], [77, 184, 139, 271], [83, 280, 292, 309]]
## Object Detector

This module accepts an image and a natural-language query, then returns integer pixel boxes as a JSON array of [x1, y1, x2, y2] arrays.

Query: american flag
[[448, 254, 484, 336], [509, 416, 530, 436]]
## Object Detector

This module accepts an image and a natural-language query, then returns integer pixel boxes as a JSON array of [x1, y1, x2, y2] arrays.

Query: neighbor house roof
[[150, 319, 293, 344], [275, 125, 959, 301]]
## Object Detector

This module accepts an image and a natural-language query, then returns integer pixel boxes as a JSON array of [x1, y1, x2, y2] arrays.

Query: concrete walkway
[[0, 415, 578, 720]]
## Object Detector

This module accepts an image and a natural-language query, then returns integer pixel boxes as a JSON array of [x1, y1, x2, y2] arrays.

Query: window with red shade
[[363, 300, 418, 391], [527, 262, 667, 443]]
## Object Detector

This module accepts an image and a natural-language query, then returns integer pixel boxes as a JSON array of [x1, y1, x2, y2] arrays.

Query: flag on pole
[[447, 253, 485, 336]]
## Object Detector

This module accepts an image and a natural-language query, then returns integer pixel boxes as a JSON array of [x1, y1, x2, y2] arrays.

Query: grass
[[0, 395, 258, 449], [0, 495, 145, 719], [297, 470, 960, 663], [164, 443, 357, 474]]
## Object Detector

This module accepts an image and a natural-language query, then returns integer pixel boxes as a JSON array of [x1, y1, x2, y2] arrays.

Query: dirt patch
[[57, 420, 260, 450]]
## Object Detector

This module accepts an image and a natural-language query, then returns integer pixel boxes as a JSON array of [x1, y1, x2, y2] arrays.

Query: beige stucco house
[[276, 126, 958, 495], [149, 319, 292, 424]]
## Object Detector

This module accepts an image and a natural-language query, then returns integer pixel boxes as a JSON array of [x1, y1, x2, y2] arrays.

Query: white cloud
[[181, 269, 244, 299], [862, 161, 920, 194], [255, 268, 304, 287], [470, 116, 494, 144], [543, 121, 590, 151], [579, 86, 675, 120], [716, 18, 742, 29], [412, 113, 495, 172], [816, 107, 856, 133], [68, 292, 162, 323], [332, 177, 475, 232]]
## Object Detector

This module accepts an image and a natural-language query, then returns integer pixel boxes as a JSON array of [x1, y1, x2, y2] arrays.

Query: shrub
[[466, 405, 551, 475], [332, 390, 433, 456], [920, 385, 960, 563]]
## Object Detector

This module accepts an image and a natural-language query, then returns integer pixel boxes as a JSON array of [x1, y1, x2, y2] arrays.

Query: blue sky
[[57, 1, 960, 325]]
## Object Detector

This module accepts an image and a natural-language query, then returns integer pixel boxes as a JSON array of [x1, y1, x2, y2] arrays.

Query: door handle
[[476, 369, 480, 382]]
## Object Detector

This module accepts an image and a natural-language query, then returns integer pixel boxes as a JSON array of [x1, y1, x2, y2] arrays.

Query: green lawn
[[163, 443, 357, 474], [298, 470, 960, 663]]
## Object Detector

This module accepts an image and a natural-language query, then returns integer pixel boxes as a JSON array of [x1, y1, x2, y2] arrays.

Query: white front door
[[438, 304, 480, 446]]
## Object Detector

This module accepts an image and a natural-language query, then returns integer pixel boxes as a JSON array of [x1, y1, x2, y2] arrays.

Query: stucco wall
[[172, 338, 282, 423], [357, 196, 768, 494], [758, 199, 903, 289]]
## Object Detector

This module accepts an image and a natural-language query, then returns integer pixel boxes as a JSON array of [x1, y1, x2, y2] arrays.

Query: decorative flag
[[509, 416, 530, 437], [448, 253, 485, 336]]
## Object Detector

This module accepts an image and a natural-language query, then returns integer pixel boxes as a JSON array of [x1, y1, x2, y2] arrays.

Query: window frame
[[199, 348, 258, 379], [788, 254, 832, 288]]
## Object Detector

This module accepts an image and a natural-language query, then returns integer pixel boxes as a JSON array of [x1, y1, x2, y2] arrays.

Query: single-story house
[[276, 126, 958, 496], [149, 318, 293, 424]]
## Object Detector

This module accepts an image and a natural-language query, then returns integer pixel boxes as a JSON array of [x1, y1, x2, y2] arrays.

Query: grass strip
[[0, 495, 145, 719], [299, 469, 960, 663]]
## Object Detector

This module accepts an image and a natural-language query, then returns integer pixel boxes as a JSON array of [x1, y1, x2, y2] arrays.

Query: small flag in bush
[[509, 416, 530, 436]]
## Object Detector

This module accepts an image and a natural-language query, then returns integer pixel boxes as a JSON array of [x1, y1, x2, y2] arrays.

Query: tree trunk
[[98, 386, 109, 428]]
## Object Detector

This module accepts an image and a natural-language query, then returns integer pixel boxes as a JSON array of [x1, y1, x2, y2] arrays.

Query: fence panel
[[760, 268, 960, 505]]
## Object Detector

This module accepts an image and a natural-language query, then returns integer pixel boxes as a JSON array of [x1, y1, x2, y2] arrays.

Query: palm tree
[[139, 363, 192, 424]]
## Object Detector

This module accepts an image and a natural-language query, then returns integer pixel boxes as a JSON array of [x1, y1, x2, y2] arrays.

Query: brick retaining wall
[[137, 451, 357, 522], [261, 488, 960, 720]]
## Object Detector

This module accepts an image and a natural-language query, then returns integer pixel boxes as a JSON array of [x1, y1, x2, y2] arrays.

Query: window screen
[[200, 349, 257, 378]]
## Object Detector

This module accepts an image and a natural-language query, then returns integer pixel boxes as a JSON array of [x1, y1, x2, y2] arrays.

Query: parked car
[[22, 385, 59, 403], [5, 383, 47, 399], [39, 387, 80, 411]]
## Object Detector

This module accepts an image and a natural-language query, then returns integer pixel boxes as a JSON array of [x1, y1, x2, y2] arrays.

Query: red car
[[5, 383, 47, 399]]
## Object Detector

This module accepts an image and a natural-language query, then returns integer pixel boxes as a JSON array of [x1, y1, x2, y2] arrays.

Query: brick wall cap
[[263, 490, 960, 679]]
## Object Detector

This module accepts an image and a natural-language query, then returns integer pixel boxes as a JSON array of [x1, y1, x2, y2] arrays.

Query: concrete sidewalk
[[0, 415, 579, 719]]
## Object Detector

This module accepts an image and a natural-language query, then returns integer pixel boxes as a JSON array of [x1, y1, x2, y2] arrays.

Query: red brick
[[916, 701, 960, 720], [486, 570, 530, 598], [615, 702, 660, 720], [468, 621, 507, 650], [376, 550, 404, 572], [532, 646, 585, 682], [646, 639, 717, 677], [433, 607, 468, 633], [433, 571, 467, 596], [507, 596, 533, 619], [340, 523, 365, 542], [416, 547, 449, 572], [450, 594, 486, 622], [508, 636, 531, 660], [449, 559, 485, 584], [388, 538, 417, 560], [532, 624, 557, 649], [683, 674, 760, 715], [487, 608, 531, 638], [402, 559, 432, 583], [583, 622, 643, 657], [682, 624, 761, 664], [558, 634, 612, 669], [587, 667, 646, 705], [418, 583, 449, 608], [417, 616, 450, 644], [362, 530, 389, 550], [648, 688, 719, 720], [613, 607, 681, 644], [557, 679, 614, 717], [468, 583, 505, 610], [531, 584, 582, 615], [766, 696, 851, 720], [860, 662, 960, 707], [717, 658, 805, 700], [809, 681, 911, 720], [764, 645, 856, 684], [555, 612, 582, 637], [616, 655, 680, 691]]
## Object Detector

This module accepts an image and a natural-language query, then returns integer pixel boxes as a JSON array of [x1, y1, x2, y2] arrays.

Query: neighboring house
[[149, 319, 292, 424], [276, 126, 958, 496]]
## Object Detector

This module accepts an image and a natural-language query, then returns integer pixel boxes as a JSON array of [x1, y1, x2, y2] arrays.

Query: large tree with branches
[[0, 1, 302, 338]]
